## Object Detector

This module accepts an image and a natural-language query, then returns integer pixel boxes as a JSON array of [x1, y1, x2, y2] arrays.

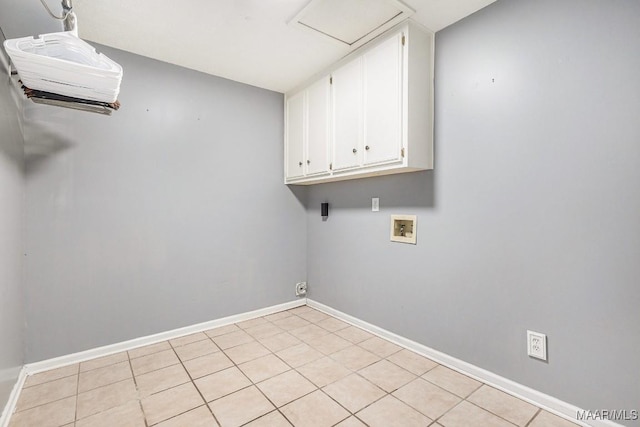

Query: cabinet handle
[[307, 160, 311, 164], [365, 145, 370, 151], [352, 148, 357, 154], [298, 161, 303, 166]]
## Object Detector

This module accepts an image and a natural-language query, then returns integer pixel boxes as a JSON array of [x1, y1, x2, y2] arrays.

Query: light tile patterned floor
[[8, 305, 580, 427]]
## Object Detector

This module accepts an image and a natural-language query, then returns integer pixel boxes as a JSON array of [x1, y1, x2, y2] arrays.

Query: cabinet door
[[285, 91, 305, 179], [363, 32, 403, 166], [306, 77, 331, 176], [332, 57, 363, 171]]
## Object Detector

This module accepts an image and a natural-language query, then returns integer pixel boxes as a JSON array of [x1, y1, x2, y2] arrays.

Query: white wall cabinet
[[285, 76, 331, 180], [285, 21, 433, 185]]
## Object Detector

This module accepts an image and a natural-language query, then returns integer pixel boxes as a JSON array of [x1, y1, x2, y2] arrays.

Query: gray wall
[[0, 73, 25, 408], [23, 46, 307, 362], [307, 0, 640, 421]]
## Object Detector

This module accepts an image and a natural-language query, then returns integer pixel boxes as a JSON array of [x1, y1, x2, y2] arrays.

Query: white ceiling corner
[[71, 0, 496, 93]]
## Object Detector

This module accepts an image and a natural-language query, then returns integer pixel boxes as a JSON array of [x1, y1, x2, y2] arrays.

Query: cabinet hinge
[[329, 163, 333, 170], [401, 148, 405, 158], [402, 35, 406, 46], [329, 76, 333, 85]]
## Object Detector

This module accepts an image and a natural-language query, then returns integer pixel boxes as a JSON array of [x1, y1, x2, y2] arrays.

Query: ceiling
[[2, 0, 496, 93]]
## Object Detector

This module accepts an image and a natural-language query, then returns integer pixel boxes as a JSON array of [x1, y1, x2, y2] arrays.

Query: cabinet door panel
[[363, 33, 403, 166], [306, 77, 331, 175], [285, 92, 305, 179], [332, 58, 363, 171]]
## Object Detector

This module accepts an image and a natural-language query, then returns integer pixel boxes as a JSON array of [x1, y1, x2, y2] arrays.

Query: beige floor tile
[[316, 317, 350, 332], [358, 359, 416, 392], [335, 416, 367, 427], [358, 336, 402, 358], [528, 410, 579, 427], [387, 349, 439, 376], [141, 382, 204, 425], [256, 370, 316, 407], [169, 332, 209, 348], [75, 400, 145, 427], [356, 395, 432, 427], [322, 374, 385, 412], [392, 378, 461, 419], [211, 330, 255, 350], [236, 317, 269, 329], [24, 364, 79, 388], [297, 356, 351, 387], [209, 386, 274, 427], [135, 363, 191, 396], [258, 332, 302, 353], [244, 410, 291, 427], [271, 316, 311, 331], [155, 405, 218, 427], [238, 354, 290, 383], [289, 324, 330, 342], [334, 326, 374, 344], [280, 390, 349, 427], [80, 351, 129, 372], [174, 339, 219, 361], [296, 310, 330, 323], [78, 360, 132, 393], [330, 345, 380, 371], [194, 367, 251, 402], [288, 306, 314, 315], [184, 352, 234, 379], [224, 341, 270, 365], [276, 343, 324, 368], [128, 342, 172, 359], [130, 349, 180, 376], [422, 366, 481, 398], [204, 324, 240, 338], [244, 322, 284, 339], [16, 374, 78, 411], [468, 385, 538, 426], [76, 378, 138, 419], [263, 311, 293, 322], [307, 333, 351, 355], [439, 401, 514, 427], [8, 396, 75, 427]]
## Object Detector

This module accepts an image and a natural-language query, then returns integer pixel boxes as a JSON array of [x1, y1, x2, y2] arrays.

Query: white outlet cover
[[527, 330, 547, 361], [372, 198, 379, 212]]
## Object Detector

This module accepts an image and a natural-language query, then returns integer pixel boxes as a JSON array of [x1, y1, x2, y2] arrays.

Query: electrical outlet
[[295, 282, 307, 297], [527, 330, 547, 361], [372, 198, 379, 212]]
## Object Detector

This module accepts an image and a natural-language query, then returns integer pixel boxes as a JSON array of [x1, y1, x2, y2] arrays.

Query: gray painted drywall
[[24, 45, 307, 362], [307, 0, 640, 421], [0, 74, 25, 409]]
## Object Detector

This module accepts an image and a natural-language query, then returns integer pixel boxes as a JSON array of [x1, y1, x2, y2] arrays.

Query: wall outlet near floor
[[295, 282, 307, 296], [527, 330, 547, 361], [372, 197, 379, 212]]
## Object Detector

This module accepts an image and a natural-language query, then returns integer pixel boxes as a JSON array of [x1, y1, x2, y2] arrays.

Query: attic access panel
[[290, 0, 414, 48]]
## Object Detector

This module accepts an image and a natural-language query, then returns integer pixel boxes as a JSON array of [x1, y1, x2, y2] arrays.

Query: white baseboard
[[3, 298, 623, 427], [24, 299, 305, 375], [0, 367, 27, 427], [306, 299, 622, 427], [1, 299, 305, 427]]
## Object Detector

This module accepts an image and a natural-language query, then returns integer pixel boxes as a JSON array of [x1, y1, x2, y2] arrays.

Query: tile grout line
[[73, 363, 80, 425], [124, 348, 149, 427], [166, 335, 223, 427], [525, 407, 543, 427]]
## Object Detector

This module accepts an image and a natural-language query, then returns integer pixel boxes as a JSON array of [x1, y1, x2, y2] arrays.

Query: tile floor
[[8, 305, 580, 427]]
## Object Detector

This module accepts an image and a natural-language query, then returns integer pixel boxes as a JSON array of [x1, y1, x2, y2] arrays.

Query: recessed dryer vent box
[[390, 215, 417, 244]]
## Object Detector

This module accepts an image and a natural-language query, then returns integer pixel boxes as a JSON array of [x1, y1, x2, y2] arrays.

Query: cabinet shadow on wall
[[303, 169, 435, 210]]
